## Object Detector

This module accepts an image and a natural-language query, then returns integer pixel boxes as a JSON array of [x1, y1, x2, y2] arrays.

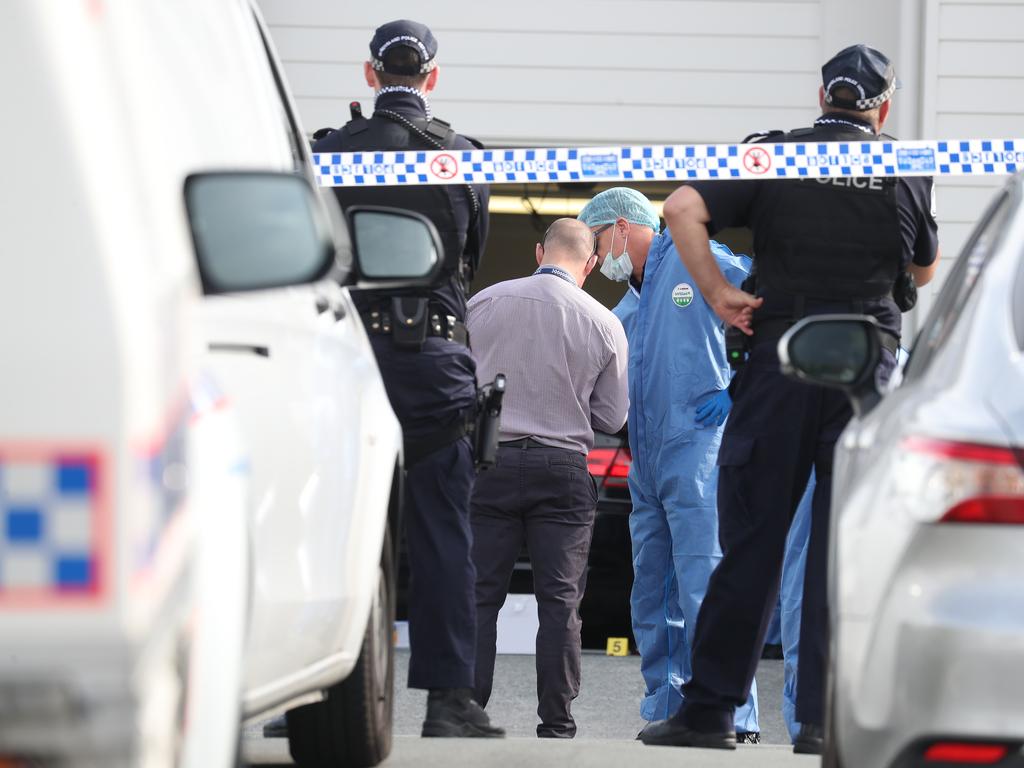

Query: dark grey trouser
[[471, 442, 597, 738]]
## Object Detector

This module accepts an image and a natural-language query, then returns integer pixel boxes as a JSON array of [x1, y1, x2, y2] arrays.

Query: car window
[[903, 185, 1018, 382]]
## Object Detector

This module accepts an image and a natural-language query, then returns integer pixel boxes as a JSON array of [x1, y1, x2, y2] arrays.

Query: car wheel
[[286, 526, 396, 767]]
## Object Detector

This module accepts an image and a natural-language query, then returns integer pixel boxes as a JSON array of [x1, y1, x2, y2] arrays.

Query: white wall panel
[[259, 0, 1020, 340], [260, 0, 824, 146]]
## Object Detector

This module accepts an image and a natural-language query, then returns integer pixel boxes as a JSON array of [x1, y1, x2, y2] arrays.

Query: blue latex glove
[[695, 389, 732, 427]]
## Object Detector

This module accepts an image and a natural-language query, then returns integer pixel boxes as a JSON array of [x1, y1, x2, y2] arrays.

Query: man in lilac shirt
[[467, 218, 628, 738]]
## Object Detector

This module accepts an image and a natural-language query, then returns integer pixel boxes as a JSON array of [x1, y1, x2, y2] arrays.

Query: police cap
[[369, 20, 438, 75], [822, 44, 898, 111]]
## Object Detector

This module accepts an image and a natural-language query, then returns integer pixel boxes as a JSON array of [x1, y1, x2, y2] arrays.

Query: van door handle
[[315, 296, 346, 321]]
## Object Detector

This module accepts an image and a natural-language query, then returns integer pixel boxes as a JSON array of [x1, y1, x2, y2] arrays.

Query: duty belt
[[753, 318, 900, 357], [361, 301, 469, 347]]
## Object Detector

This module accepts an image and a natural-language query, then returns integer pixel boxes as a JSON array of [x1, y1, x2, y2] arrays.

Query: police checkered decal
[[312, 138, 1024, 187], [0, 453, 100, 596]]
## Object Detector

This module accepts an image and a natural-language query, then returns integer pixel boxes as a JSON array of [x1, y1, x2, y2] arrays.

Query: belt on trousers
[[752, 318, 899, 357], [498, 437, 549, 450]]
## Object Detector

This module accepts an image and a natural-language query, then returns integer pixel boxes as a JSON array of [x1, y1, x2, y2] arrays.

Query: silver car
[[779, 173, 1024, 768]]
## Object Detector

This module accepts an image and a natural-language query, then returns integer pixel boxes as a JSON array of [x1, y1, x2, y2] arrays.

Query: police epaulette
[[788, 127, 815, 138], [464, 135, 485, 149], [311, 126, 336, 141], [342, 117, 369, 136], [424, 117, 454, 143], [742, 129, 785, 144]]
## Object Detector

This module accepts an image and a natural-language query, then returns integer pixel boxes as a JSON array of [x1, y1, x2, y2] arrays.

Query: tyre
[[287, 526, 396, 768]]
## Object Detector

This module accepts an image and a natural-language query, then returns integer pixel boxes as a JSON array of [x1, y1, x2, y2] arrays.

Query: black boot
[[638, 716, 736, 750], [421, 688, 506, 738], [793, 723, 825, 754]]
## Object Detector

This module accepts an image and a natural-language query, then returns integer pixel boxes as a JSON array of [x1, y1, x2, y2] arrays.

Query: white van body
[[0, 0, 320, 764], [2, 0, 405, 765]]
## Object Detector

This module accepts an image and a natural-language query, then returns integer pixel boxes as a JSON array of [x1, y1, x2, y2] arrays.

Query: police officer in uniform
[[639, 44, 939, 753], [313, 20, 502, 738]]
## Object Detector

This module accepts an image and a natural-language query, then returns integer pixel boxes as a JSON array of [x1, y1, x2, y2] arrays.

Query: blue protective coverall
[[613, 232, 758, 731], [780, 473, 814, 742]]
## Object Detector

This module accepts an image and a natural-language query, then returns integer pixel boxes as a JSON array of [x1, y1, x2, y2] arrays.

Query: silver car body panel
[[832, 174, 1024, 768]]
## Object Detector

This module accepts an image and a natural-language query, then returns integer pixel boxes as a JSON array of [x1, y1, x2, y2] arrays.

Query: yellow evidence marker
[[606, 637, 630, 656]]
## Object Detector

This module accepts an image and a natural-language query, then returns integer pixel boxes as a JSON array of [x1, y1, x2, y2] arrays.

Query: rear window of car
[[903, 185, 1018, 381]]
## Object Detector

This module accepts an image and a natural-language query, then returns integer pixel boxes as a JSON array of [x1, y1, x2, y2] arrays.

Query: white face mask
[[599, 227, 633, 282]]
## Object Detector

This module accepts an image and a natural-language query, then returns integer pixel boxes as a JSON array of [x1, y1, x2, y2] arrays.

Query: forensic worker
[[578, 188, 760, 742], [310, 20, 502, 738], [467, 218, 628, 738], [640, 44, 939, 753]]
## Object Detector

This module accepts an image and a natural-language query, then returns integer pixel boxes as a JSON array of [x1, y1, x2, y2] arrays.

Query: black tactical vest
[[752, 124, 901, 303], [326, 116, 468, 277]]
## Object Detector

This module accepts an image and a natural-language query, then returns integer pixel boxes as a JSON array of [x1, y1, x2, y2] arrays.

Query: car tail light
[[895, 437, 1024, 525], [923, 741, 1009, 764], [587, 446, 632, 489]]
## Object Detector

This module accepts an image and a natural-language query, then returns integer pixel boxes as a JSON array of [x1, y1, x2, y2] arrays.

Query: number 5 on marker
[[606, 637, 629, 656]]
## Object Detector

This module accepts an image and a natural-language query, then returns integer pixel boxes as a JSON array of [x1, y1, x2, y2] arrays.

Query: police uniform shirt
[[312, 88, 488, 440], [687, 113, 939, 338], [312, 88, 490, 322]]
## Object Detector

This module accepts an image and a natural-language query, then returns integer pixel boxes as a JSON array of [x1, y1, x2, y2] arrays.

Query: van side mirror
[[346, 206, 444, 289], [184, 172, 335, 295], [778, 315, 883, 417]]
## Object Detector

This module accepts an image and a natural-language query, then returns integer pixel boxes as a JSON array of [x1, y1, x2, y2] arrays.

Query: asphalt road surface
[[245, 650, 813, 766]]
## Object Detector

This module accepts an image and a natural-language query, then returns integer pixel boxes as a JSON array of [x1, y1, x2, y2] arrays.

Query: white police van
[[1, 1, 438, 765]]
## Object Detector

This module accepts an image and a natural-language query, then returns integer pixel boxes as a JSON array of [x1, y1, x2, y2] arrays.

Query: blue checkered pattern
[[0, 455, 97, 594], [311, 138, 1024, 188]]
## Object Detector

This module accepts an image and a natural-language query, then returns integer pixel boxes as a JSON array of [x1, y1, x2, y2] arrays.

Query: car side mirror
[[346, 206, 444, 289], [185, 172, 336, 295], [778, 315, 883, 417]]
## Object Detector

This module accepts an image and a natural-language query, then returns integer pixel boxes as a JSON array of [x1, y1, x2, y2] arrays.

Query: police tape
[[312, 138, 1024, 188]]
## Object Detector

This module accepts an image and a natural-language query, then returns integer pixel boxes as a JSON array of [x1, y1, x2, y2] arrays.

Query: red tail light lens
[[587, 445, 632, 488], [587, 448, 616, 477], [897, 437, 1024, 525], [923, 741, 1009, 763], [942, 496, 1024, 525]]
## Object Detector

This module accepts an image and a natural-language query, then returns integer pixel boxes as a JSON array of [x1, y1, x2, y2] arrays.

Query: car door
[[201, 5, 386, 693]]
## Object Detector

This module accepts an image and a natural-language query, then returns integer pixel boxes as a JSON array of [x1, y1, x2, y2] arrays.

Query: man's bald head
[[535, 218, 598, 287], [542, 218, 594, 262]]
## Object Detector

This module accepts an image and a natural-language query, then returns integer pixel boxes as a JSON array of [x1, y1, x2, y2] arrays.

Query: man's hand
[[664, 186, 763, 335], [708, 284, 763, 336]]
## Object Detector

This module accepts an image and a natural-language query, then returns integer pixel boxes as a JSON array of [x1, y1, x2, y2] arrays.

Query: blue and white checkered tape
[[0, 455, 98, 594], [312, 138, 1024, 187]]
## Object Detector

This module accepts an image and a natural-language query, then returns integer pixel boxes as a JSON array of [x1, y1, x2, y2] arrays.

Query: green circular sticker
[[672, 283, 694, 307]]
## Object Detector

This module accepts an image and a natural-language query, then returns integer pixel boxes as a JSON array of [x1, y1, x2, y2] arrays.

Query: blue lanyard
[[533, 265, 577, 286]]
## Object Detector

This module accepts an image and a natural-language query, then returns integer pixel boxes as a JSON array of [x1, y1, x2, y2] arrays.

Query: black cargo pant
[[471, 441, 597, 738], [372, 335, 479, 691], [678, 342, 895, 732]]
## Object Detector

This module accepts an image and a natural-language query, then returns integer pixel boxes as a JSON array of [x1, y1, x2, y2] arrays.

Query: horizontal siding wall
[[917, 0, 1024, 325], [260, 0, 824, 146]]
